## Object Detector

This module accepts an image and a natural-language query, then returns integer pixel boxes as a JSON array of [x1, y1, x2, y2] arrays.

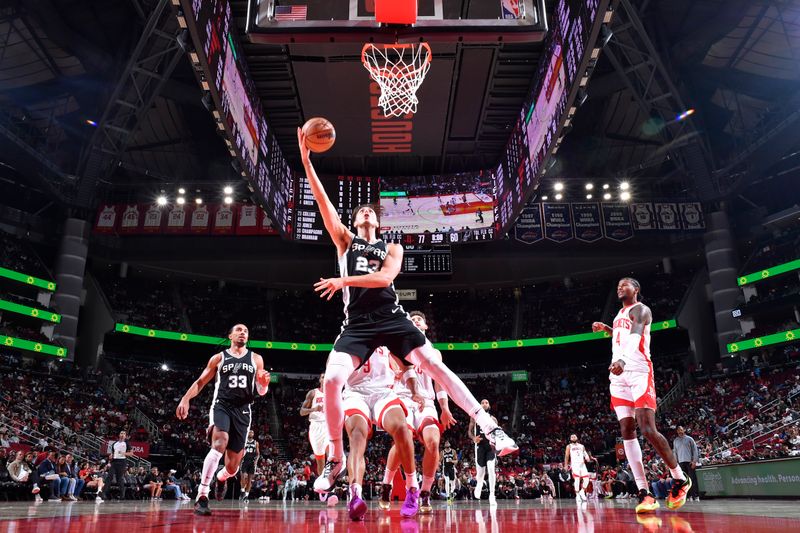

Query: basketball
[[302, 117, 336, 153]]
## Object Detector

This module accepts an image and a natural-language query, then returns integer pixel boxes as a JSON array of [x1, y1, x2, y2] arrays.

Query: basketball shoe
[[635, 489, 660, 514], [419, 490, 432, 513], [667, 477, 692, 510], [379, 483, 392, 510], [313, 458, 346, 493], [487, 428, 518, 456]]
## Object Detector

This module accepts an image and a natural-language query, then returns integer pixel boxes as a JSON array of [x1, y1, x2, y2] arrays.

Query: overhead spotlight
[[620, 191, 631, 201], [620, 181, 630, 190], [224, 185, 234, 195], [177, 197, 186, 205], [195, 198, 203, 205], [224, 196, 233, 205], [603, 193, 612, 200], [178, 187, 186, 194], [176, 9, 187, 29], [602, 183, 610, 190], [84, 119, 98, 127], [575, 88, 588, 107], [586, 194, 593, 200], [585, 183, 594, 191], [603, 5, 615, 23], [676, 108, 696, 121], [156, 196, 167, 206], [600, 24, 614, 48], [554, 193, 563, 200], [541, 195, 549, 201], [554, 182, 564, 191], [161, 363, 169, 371]]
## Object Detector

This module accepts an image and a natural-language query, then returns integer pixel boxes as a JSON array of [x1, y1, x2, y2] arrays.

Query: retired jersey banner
[[165, 205, 189, 233], [601, 203, 634, 242], [571, 203, 603, 243], [118, 205, 141, 234], [142, 205, 163, 233], [543, 203, 573, 243], [191, 205, 211, 233], [679, 202, 705, 230], [630, 203, 656, 230], [94, 205, 117, 234], [514, 205, 544, 244], [655, 203, 680, 230], [212, 205, 236, 235], [236, 204, 260, 235]]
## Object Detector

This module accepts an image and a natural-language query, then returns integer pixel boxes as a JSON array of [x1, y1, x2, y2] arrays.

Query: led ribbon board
[[0, 335, 67, 357], [0, 267, 56, 291], [115, 319, 677, 352], [738, 259, 800, 286], [727, 327, 800, 355], [0, 299, 60, 323]]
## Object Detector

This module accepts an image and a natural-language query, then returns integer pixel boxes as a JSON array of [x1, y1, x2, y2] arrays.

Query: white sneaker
[[34, 494, 43, 502], [489, 495, 497, 506], [69, 495, 78, 501], [473, 486, 482, 500], [313, 459, 346, 493], [486, 428, 518, 456], [580, 490, 587, 501], [96, 496, 104, 503]]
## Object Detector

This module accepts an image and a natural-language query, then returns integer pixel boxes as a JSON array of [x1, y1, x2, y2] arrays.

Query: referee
[[103, 430, 134, 500]]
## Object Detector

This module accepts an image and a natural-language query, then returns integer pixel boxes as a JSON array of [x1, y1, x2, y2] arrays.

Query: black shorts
[[241, 461, 256, 475], [444, 464, 456, 480], [210, 402, 251, 453], [476, 444, 495, 467], [333, 306, 426, 362]]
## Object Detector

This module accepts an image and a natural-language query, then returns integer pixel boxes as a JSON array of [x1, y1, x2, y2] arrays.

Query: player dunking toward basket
[[297, 127, 517, 501], [176, 324, 270, 516], [592, 278, 691, 514]]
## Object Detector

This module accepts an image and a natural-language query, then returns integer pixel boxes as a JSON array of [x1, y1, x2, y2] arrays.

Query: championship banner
[[104, 440, 150, 459], [655, 203, 680, 230], [571, 203, 603, 243], [190, 205, 211, 233], [514, 205, 544, 244], [118, 205, 141, 234], [630, 203, 656, 230], [679, 202, 706, 230], [165, 205, 190, 233], [236, 204, 260, 235], [212, 205, 236, 235], [601, 203, 634, 242], [94, 205, 117, 234], [543, 203, 573, 243], [142, 205, 163, 233]]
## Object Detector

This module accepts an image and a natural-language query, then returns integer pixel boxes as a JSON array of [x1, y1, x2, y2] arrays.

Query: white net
[[361, 43, 432, 117]]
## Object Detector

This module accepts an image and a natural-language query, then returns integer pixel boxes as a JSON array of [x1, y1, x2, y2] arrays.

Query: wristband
[[436, 391, 448, 400]]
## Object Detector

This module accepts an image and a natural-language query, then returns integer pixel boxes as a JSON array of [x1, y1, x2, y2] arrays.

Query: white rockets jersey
[[346, 347, 396, 395], [569, 443, 588, 469], [309, 388, 325, 423], [394, 363, 435, 403], [611, 302, 652, 373]]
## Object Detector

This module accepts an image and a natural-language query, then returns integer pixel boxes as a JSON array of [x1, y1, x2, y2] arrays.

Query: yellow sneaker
[[667, 476, 691, 510], [635, 490, 660, 514]]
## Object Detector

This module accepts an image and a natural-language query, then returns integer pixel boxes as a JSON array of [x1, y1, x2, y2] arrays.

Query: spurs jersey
[[339, 236, 400, 320], [308, 388, 325, 423], [569, 442, 589, 470], [243, 438, 257, 462], [611, 302, 652, 373], [212, 349, 257, 408], [346, 347, 396, 394]]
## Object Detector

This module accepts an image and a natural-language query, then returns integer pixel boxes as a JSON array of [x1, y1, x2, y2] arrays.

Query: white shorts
[[400, 398, 440, 436], [308, 421, 328, 458], [342, 389, 406, 430], [572, 464, 589, 479], [609, 368, 657, 420]]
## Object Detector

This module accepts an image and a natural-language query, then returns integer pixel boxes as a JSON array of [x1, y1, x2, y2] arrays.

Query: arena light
[[586, 194, 593, 200], [603, 192, 612, 200], [179, 187, 186, 194], [620, 191, 631, 201], [554, 182, 564, 191], [676, 108, 695, 122], [224, 196, 233, 205], [156, 196, 168, 206], [84, 119, 97, 127], [223, 185, 234, 195], [602, 183, 610, 190], [585, 183, 594, 191], [541, 195, 549, 201], [555, 193, 563, 200], [177, 197, 186, 205], [195, 198, 203, 205], [620, 181, 630, 191], [161, 363, 169, 371]]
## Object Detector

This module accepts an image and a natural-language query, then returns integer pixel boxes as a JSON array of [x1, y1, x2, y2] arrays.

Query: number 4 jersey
[[212, 349, 257, 408], [338, 236, 400, 321]]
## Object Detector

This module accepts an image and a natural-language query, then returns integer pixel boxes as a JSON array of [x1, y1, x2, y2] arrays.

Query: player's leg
[[380, 444, 400, 509], [635, 408, 689, 509], [419, 422, 440, 513], [474, 446, 486, 500], [314, 351, 359, 492], [196, 405, 230, 514], [574, 474, 581, 496], [380, 404, 420, 517], [344, 414, 369, 520], [486, 454, 497, 505]]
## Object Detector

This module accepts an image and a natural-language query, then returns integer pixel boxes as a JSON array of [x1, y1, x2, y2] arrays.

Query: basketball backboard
[[246, 0, 547, 44]]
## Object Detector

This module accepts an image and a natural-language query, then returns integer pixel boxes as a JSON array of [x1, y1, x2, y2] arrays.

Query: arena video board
[[180, 0, 294, 238]]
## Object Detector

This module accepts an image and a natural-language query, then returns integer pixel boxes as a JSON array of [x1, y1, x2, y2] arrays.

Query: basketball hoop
[[361, 42, 432, 118]]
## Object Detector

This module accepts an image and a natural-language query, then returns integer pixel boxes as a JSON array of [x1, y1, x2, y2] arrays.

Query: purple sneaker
[[348, 494, 367, 521], [400, 487, 419, 518]]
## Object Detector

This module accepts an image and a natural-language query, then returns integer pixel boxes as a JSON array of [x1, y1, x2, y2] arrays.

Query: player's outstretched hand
[[257, 369, 271, 388], [297, 127, 311, 166], [440, 408, 456, 430], [592, 322, 610, 333], [176, 399, 190, 420], [314, 277, 345, 300]]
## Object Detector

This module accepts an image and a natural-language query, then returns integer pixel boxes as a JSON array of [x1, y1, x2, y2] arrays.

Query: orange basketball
[[302, 117, 336, 153]]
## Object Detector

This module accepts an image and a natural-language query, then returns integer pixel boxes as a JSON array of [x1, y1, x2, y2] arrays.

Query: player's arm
[[297, 127, 353, 254], [253, 353, 271, 396], [176, 353, 222, 419], [468, 419, 480, 444], [315, 244, 403, 300], [564, 445, 571, 469], [610, 303, 652, 375], [434, 381, 456, 430], [299, 389, 317, 416], [591, 321, 612, 334]]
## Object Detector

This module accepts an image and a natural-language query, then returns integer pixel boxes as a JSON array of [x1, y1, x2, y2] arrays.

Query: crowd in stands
[[741, 226, 800, 274], [0, 231, 51, 279], [98, 275, 182, 330], [421, 288, 516, 342]]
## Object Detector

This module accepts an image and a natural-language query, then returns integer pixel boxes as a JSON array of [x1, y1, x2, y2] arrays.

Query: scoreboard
[[401, 245, 452, 275], [294, 174, 380, 243]]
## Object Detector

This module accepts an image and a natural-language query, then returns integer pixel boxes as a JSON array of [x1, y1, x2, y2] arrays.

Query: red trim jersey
[[611, 302, 652, 373], [308, 388, 325, 423]]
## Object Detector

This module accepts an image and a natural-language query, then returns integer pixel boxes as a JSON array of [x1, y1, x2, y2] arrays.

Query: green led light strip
[[0, 335, 67, 357], [0, 299, 60, 323], [727, 328, 800, 355], [738, 258, 800, 286], [115, 319, 677, 352], [0, 266, 56, 292]]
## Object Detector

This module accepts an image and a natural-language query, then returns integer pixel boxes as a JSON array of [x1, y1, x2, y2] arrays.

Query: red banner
[[92, 204, 279, 236], [104, 440, 150, 458]]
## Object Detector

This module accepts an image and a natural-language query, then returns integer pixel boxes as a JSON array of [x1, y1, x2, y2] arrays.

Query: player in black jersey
[[297, 129, 517, 500], [176, 324, 270, 516], [441, 441, 458, 503], [468, 399, 498, 506], [240, 430, 259, 502]]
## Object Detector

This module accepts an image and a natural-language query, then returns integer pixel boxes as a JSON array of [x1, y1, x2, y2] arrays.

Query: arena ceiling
[[0, 0, 798, 212]]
